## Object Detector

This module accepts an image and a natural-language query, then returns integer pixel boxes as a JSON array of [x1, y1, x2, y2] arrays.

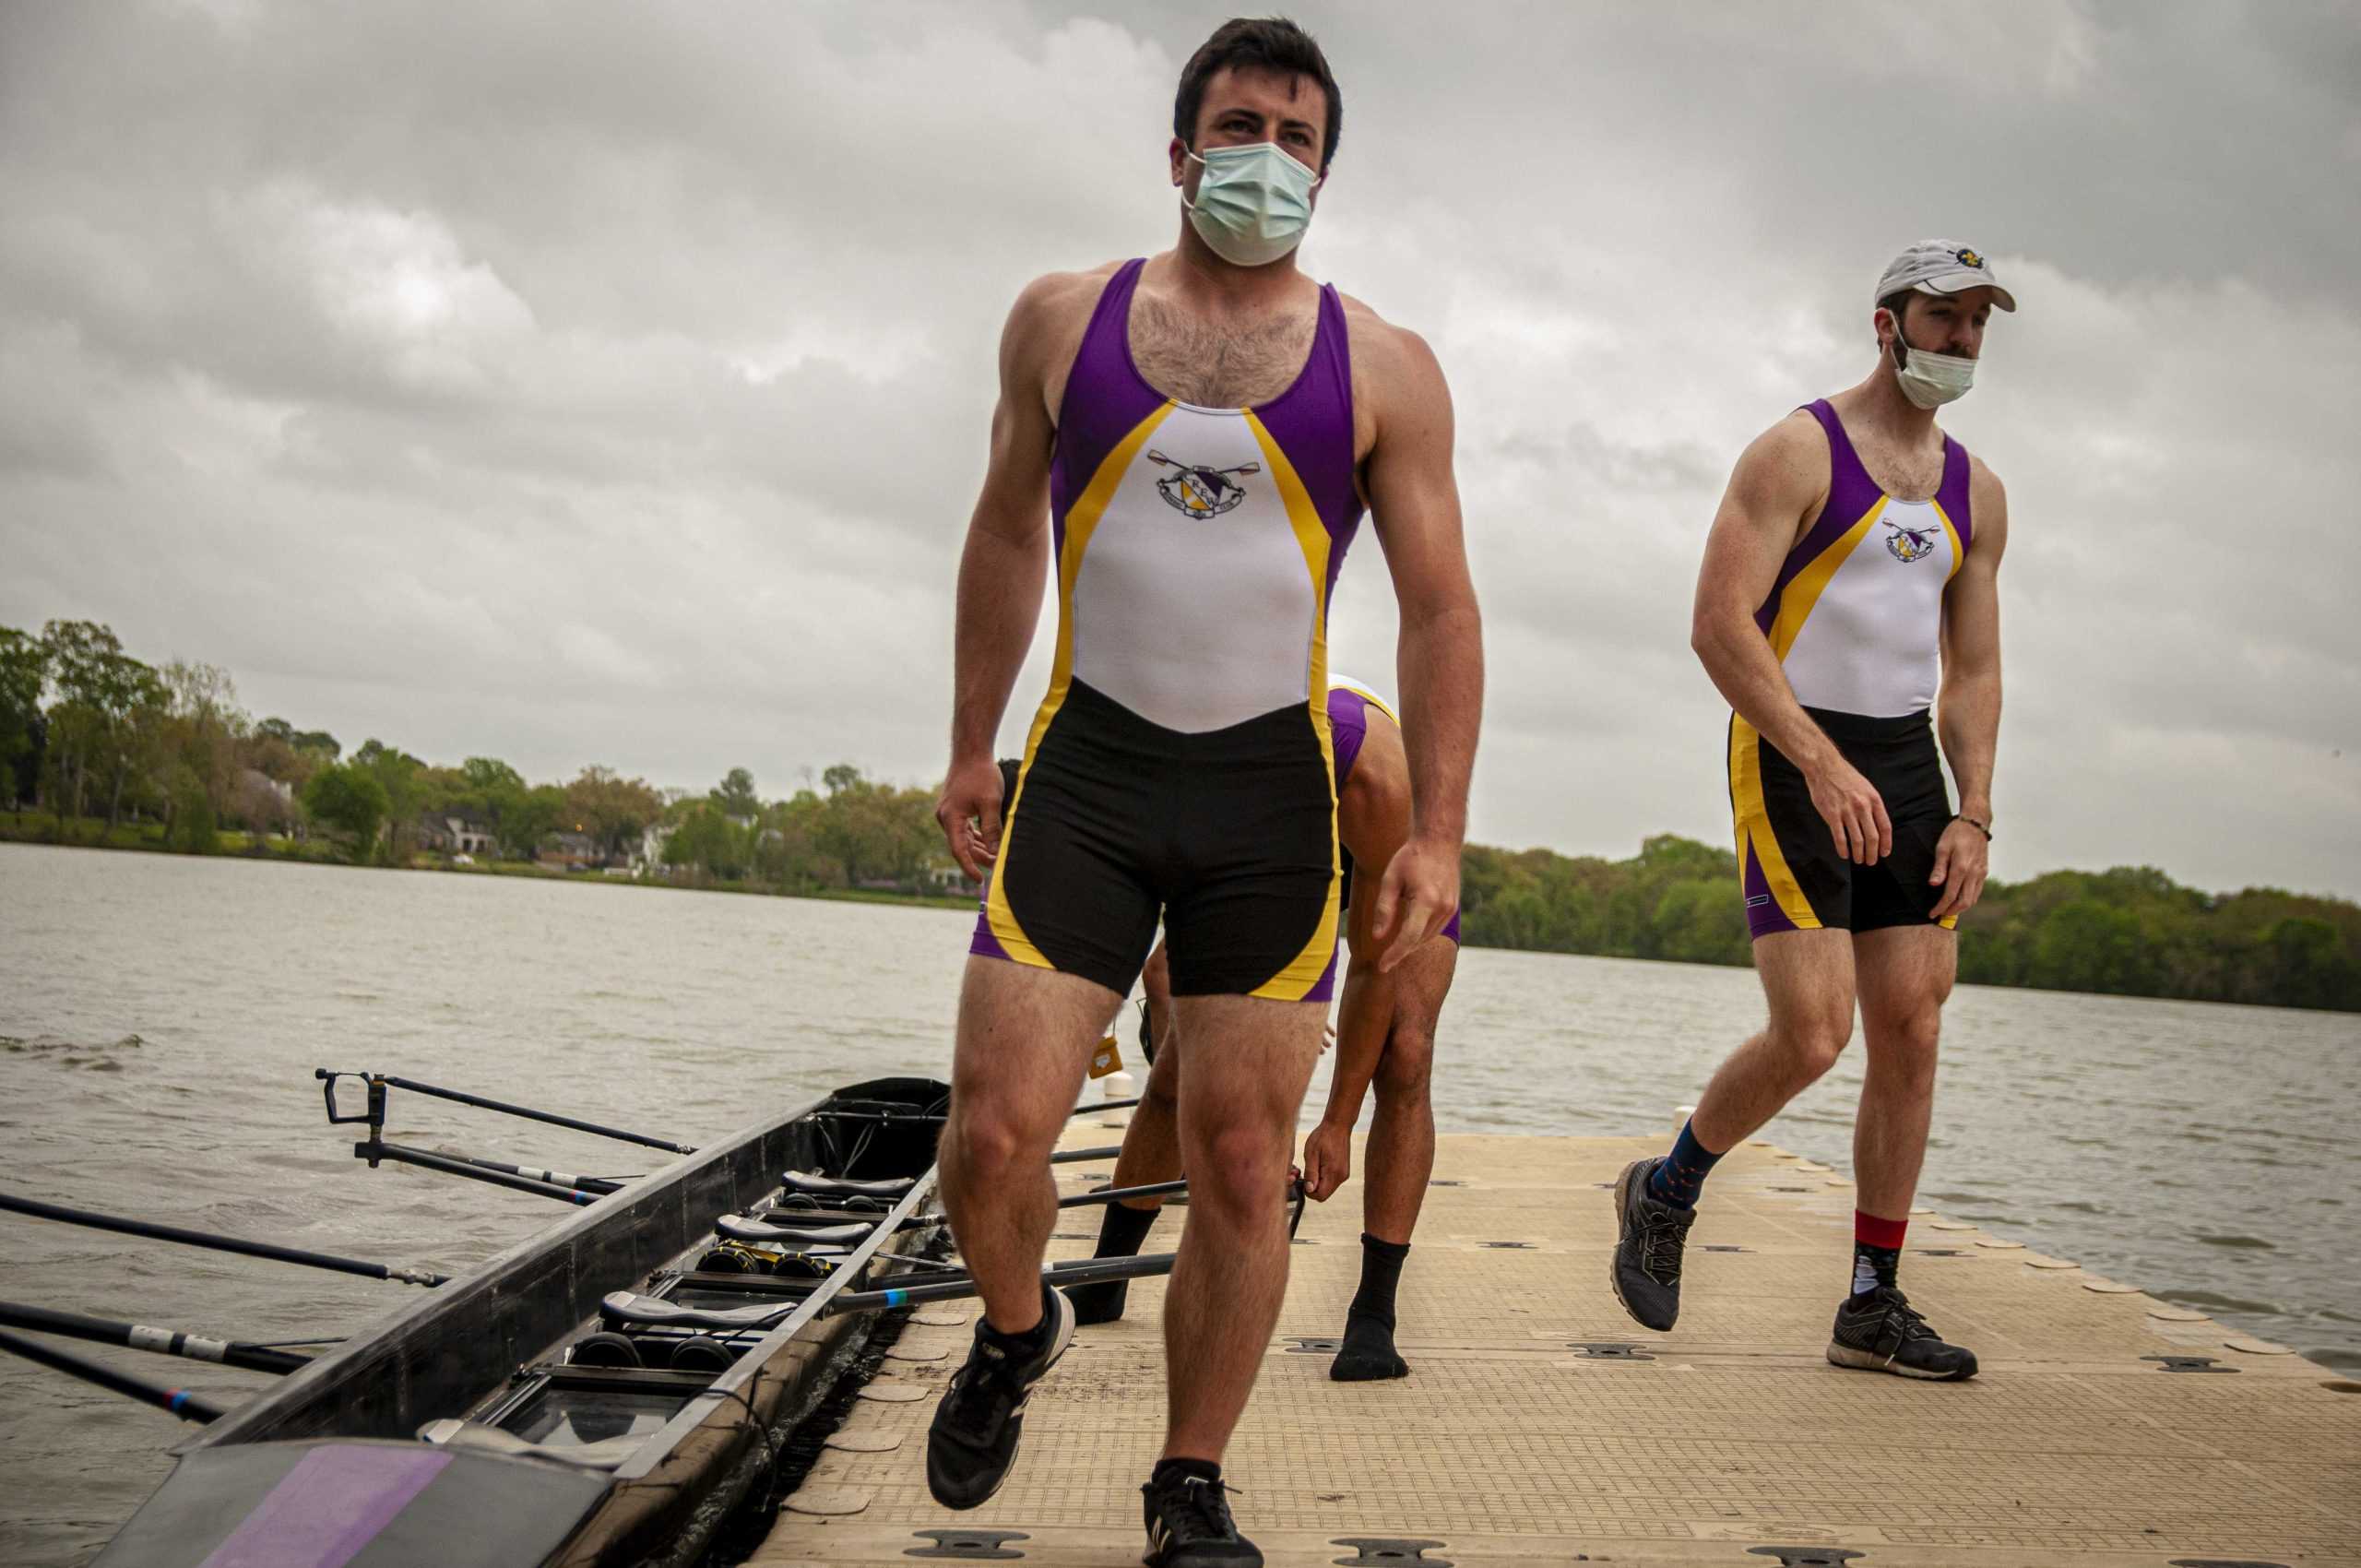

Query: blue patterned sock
[[1647, 1118, 1726, 1209]]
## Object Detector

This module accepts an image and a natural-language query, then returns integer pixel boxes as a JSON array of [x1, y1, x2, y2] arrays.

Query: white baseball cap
[[1874, 240, 2017, 313]]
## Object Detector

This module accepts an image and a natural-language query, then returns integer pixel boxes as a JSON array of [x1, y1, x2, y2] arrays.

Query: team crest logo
[[1146, 449, 1261, 517], [1956, 247, 1984, 268], [1885, 522, 1940, 564]]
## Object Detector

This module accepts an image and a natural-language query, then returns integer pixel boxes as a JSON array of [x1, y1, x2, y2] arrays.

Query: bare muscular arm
[[935, 276, 1083, 880], [1929, 460, 2007, 918], [1691, 414, 1893, 865], [1359, 321, 1483, 969]]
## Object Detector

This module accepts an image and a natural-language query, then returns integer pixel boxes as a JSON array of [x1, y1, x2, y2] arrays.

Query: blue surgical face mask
[[1182, 142, 1321, 267]]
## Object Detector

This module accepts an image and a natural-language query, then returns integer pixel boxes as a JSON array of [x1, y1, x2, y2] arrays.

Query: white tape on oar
[[127, 1326, 229, 1361]]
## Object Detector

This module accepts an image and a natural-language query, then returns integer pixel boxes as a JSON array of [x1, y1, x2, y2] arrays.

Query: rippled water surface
[[3, 844, 2355, 1563]]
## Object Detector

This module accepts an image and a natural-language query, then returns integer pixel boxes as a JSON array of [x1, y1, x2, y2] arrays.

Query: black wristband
[[1954, 814, 1991, 841]]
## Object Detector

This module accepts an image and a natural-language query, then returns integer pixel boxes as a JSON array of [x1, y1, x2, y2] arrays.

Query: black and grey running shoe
[[1827, 1286, 1978, 1381], [1608, 1156, 1697, 1332], [924, 1286, 1075, 1509], [1142, 1470, 1261, 1566]]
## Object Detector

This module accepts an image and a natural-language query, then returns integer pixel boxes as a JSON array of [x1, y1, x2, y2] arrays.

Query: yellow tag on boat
[[1087, 1035, 1122, 1078]]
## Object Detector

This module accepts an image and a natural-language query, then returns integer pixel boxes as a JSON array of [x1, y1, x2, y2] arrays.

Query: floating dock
[[754, 1130, 2361, 1567]]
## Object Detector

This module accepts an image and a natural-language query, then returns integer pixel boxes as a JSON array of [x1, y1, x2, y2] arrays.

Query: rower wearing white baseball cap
[[1608, 241, 2016, 1381]]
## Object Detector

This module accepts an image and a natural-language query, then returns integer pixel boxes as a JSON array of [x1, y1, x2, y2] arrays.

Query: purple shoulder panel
[[1754, 400, 1885, 634], [1937, 434, 1973, 551], [1327, 684, 1371, 790], [1049, 259, 1163, 552], [1255, 283, 1364, 606]]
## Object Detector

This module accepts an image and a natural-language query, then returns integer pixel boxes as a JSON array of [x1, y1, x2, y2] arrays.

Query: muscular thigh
[[1851, 925, 1955, 1037], [1169, 995, 1327, 1134], [953, 956, 1125, 1134], [1752, 927, 1857, 1036]]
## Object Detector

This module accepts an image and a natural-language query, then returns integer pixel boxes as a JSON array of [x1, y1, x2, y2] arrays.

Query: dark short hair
[[1877, 288, 1919, 326], [1174, 17, 1342, 171]]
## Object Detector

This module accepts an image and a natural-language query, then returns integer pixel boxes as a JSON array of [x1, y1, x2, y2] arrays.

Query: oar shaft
[[1057, 1179, 1185, 1209], [1049, 1146, 1121, 1164], [0, 1327, 226, 1422], [330, 1072, 695, 1155], [362, 1142, 600, 1206], [825, 1250, 1175, 1317], [0, 1193, 447, 1287], [0, 1301, 309, 1376]]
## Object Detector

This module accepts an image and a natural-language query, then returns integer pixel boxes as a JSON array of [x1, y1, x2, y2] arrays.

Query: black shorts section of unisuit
[[974, 678, 1337, 1000]]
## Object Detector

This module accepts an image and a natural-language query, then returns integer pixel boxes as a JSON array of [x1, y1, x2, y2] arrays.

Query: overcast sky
[[3, 1, 2356, 897]]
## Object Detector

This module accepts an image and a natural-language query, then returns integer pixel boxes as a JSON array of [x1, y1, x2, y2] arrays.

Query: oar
[[356, 1140, 604, 1206], [1057, 1179, 1186, 1208], [1050, 1146, 1121, 1164], [314, 1069, 695, 1155], [0, 1327, 226, 1423], [825, 1250, 1177, 1317], [0, 1194, 449, 1287], [0, 1301, 311, 1376]]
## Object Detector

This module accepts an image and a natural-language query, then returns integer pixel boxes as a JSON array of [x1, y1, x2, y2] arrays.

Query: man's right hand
[[1300, 1120, 1352, 1203], [1806, 754, 1892, 864], [935, 754, 1005, 883]]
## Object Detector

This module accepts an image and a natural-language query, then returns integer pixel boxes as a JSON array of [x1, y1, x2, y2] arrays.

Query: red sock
[[1855, 1211, 1908, 1251]]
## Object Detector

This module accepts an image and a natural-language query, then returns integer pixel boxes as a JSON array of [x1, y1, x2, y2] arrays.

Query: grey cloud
[[1, 0, 2355, 899]]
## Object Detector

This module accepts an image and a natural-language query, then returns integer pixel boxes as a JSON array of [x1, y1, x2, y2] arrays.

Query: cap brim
[[1916, 272, 2017, 312]]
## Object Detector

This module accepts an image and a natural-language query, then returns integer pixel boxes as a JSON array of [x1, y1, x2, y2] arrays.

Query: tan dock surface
[[755, 1132, 2361, 1567]]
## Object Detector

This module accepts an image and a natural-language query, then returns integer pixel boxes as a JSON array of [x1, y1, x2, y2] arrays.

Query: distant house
[[540, 831, 599, 871], [416, 811, 496, 856], [926, 864, 984, 899]]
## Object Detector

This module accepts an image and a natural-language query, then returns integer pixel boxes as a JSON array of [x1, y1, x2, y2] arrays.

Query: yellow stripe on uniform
[[1929, 496, 1966, 585], [985, 400, 1177, 967], [1241, 408, 1342, 1002], [1728, 716, 1819, 931], [1767, 497, 1886, 661]]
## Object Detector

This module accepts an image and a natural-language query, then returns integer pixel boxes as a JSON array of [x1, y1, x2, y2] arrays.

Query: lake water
[[3, 842, 2355, 1563]]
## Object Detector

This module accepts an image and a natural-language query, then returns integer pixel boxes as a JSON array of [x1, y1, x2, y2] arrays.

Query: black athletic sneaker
[[1608, 1156, 1697, 1332], [1142, 1470, 1261, 1566], [1827, 1286, 1979, 1381], [925, 1287, 1076, 1508]]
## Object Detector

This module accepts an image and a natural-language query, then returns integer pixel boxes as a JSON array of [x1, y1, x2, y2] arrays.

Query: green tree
[[712, 766, 760, 820], [566, 766, 664, 857], [0, 625, 47, 808], [302, 762, 389, 859]]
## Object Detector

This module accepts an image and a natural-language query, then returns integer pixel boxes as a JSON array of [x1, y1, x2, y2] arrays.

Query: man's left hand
[[1928, 817, 1990, 921], [1371, 835, 1461, 973]]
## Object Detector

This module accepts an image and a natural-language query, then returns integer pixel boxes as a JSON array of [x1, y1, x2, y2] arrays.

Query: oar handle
[[0, 1326, 226, 1423], [0, 1193, 448, 1288]]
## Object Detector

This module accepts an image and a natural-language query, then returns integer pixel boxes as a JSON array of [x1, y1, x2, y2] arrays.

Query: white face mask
[[1182, 142, 1320, 267], [1888, 311, 1976, 409]]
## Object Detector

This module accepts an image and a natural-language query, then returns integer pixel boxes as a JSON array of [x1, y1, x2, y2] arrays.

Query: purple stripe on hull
[[197, 1446, 449, 1568], [1756, 399, 1885, 635], [1741, 838, 1798, 941]]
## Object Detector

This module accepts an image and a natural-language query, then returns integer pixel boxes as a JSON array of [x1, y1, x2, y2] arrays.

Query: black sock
[[1095, 1198, 1158, 1260], [983, 1280, 1058, 1354], [1851, 1241, 1901, 1297], [1347, 1234, 1410, 1329], [1152, 1456, 1220, 1489], [1332, 1235, 1412, 1381]]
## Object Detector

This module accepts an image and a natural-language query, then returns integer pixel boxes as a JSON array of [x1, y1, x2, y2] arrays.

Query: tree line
[[6, 619, 2355, 1011], [1462, 836, 2361, 1013]]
